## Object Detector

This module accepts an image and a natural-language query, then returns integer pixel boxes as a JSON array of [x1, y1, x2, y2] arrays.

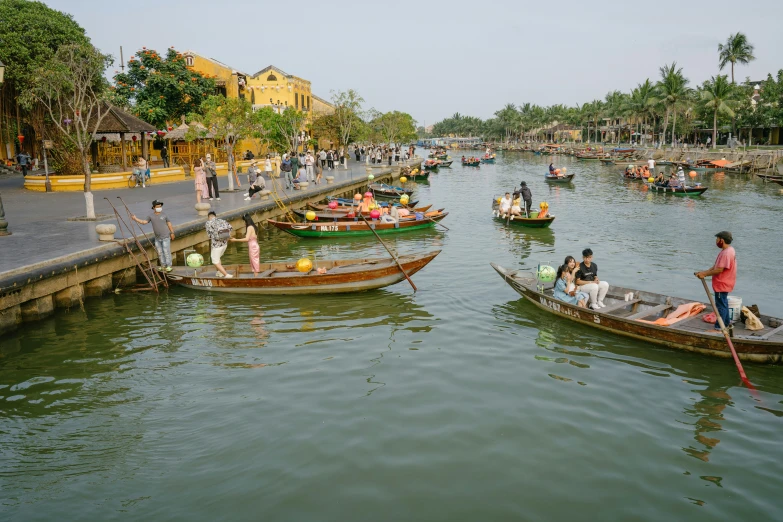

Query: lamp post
[[0, 59, 10, 236]]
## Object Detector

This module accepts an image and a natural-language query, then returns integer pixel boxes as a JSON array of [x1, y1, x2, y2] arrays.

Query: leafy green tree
[[112, 48, 216, 128], [657, 62, 692, 146], [28, 43, 112, 219], [718, 33, 756, 84], [189, 95, 254, 190], [331, 89, 365, 147], [699, 75, 739, 148], [369, 110, 417, 145]]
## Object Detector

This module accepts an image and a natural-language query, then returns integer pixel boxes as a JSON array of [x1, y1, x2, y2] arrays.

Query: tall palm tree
[[657, 62, 691, 147], [700, 75, 738, 148], [718, 32, 756, 84]]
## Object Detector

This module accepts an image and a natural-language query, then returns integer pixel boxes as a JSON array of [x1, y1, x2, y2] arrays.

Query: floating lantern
[[368, 174, 374, 180], [354, 193, 362, 201], [370, 209, 381, 219], [400, 176, 407, 183], [648, 177, 655, 182], [186, 253, 204, 267], [328, 201, 338, 209], [400, 194, 409, 204], [689, 171, 697, 177], [305, 211, 316, 221], [296, 258, 312, 273]]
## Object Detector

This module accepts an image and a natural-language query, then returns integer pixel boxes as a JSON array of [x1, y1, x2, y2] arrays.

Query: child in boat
[[554, 264, 589, 308]]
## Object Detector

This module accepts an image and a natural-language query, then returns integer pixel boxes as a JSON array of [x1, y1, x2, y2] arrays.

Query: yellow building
[[181, 50, 250, 101], [246, 65, 314, 116], [311, 94, 336, 118]]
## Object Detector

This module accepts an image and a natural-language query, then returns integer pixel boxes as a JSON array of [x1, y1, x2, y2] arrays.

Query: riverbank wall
[[0, 159, 421, 338]]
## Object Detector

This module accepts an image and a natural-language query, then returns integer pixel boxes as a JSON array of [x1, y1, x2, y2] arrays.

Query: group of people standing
[[356, 145, 412, 165]]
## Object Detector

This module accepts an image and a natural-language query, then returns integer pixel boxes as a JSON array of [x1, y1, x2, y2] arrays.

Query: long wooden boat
[[165, 251, 441, 295], [493, 215, 555, 228], [370, 182, 413, 198], [323, 197, 420, 209], [544, 173, 575, 183], [423, 161, 440, 170], [481, 157, 496, 164], [294, 206, 439, 220], [756, 173, 783, 181], [308, 202, 431, 213], [490, 263, 783, 363], [268, 211, 448, 238], [462, 159, 481, 166], [772, 179, 783, 187], [644, 181, 707, 196], [438, 160, 453, 167]]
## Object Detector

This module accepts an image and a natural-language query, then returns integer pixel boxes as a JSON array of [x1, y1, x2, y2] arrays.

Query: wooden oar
[[696, 275, 755, 390], [360, 214, 417, 292]]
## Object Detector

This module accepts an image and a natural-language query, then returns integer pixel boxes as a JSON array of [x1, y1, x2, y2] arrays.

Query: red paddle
[[697, 275, 755, 390]]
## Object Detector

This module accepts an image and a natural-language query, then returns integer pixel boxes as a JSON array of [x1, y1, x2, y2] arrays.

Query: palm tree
[[718, 32, 756, 84], [657, 62, 691, 147], [700, 75, 738, 149]]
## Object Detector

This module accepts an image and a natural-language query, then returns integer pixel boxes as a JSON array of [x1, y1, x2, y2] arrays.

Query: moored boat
[[369, 182, 414, 199], [438, 160, 453, 167], [490, 263, 783, 363], [268, 210, 448, 238], [165, 251, 441, 295], [492, 215, 555, 228], [323, 197, 419, 208], [308, 202, 431, 213]]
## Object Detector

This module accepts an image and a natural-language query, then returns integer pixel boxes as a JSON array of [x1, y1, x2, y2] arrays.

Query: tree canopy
[[112, 48, 216, 128]]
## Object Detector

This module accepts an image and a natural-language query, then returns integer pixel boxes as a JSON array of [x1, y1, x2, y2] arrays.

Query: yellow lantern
[[368, 203, 376, 210], [296, 258, 313, 273], [561, 167, 567, 174], [400, 195, 409, 204], [305, 211, 316, 221], [400, 176, 408, 183], [648, 177, 655, 182]]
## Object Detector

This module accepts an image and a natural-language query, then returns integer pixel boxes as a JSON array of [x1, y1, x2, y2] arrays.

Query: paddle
[[696, 275, 755, 390], [360, 214, 417, 293]]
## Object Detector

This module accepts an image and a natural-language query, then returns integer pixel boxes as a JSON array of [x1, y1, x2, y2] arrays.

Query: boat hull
[[493, 215, 555, 228], [491, 264, 783, 363], [544, 173, 575, 183], [166, 251, 440, 295], [644, 182, 707, 196], [269, 212, 448, 238]]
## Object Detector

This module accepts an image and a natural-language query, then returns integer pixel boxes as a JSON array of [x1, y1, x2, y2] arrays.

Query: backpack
[[281, 161, 292, 172]]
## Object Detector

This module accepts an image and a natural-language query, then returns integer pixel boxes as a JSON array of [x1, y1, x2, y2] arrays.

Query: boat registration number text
[[539, 296, 601, 323], [190, 278, 214, 287], [320, 225, 339, 231]]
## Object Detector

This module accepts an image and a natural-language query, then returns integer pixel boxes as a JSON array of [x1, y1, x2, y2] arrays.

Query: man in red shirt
[[696, 231, 736, 331]]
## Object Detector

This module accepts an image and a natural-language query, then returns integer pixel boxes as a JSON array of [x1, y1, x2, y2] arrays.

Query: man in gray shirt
[[132, 199, 175, 271]]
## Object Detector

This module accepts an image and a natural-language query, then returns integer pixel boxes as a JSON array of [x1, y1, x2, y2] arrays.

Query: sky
[[47, 0, 783, 126]]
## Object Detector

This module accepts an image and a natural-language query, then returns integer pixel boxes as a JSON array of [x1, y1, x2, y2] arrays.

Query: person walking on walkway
[[131, 200, 175, 272], [161, 145, 169, 168], [696, 231, 737, 331], [229, 214, 261, 277], [264, 154, 273, 179], [16, 151, 31, 176], [305, 151, 315, 182], [281, 154, 293, 189], [339, 147, 346, 169], [315, 158, 323, 185], [319, 149, 327, 169], [290, 152, 300, 183], [204, 154, 220, 200], [205, 211, 233, 278], [194, 158, 209, 203]]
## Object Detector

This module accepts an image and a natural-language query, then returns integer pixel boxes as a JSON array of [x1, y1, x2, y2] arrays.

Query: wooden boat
[[322, 197, 419, 208], [490, 263, 783, 363], [308, 202, 431, 213], [772, 179, 783, 187], [481, 156, 496, 164], [436, 154, 449, 160], [461, 159, 481, 167], [438, 160, 453, 168], [165, 251, 441, 295], [369, 182, 414, 198], [544, 173, 575, 183], [493, 214, 555, 228], [268, 210, 448, 238], [644, 181, 708, 196], [423, 160, 440, 170], [756, 172, 783, 181]]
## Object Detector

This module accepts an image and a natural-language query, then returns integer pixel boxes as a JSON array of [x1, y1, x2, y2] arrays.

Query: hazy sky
[[48, 0, 783, 126]]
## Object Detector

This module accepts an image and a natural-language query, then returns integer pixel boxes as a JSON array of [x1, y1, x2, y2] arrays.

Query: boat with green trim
[[268, 211, 448, 238], [643, 181, 708, 196]]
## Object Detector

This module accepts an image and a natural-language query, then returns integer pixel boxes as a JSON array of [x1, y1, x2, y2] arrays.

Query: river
[[2, 152, 782, 521]]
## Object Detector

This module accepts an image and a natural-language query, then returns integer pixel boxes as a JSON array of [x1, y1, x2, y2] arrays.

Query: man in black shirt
[[513, 181, 532, 216], [575, 248, 610, 310]]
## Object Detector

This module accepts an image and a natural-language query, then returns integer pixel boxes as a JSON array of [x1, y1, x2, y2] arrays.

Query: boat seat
[[257, 268, 277, 278], [626, 303, 672, 321], [600, 298, 641, 314]]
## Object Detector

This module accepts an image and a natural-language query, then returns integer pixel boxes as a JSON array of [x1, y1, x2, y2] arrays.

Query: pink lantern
[[328, 201, 338, 209], [364, 191, 372, 198], [370, 209, 381, 219]]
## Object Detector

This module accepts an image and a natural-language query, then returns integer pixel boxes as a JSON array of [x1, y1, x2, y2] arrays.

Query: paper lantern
[[400, 195, 409, 204], [328, 201, 338, 209], [305, 211, 316, 221], [186, 253, 204, 267], [101, 136, 107, 142], [17, 135, 24, 144], [689, 171, 697, 177], [368, 174, 374, 180], [296, 258, 312, 273], [400, 176, 407, 183], [364, 191, 372, 198], [555, 169, 561, 175], [368, 203, 376, 210], [562, 168, 567, 174], [648, 177, 655, 182], [354, 193, 362, 201], [132, 135, 137, 141], [537, 265, 556, 283], [370, 209, 381, 219]]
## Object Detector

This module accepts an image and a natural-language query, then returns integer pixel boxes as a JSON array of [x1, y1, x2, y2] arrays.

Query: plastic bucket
[[529, 211, 540, 218], [727, 296, 742, 323]]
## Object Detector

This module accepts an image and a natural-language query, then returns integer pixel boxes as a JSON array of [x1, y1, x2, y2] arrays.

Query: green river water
[[2, 152, 783, 521]]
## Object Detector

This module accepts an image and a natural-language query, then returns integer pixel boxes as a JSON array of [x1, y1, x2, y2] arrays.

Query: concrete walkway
[[0, 159, 397, 276]]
